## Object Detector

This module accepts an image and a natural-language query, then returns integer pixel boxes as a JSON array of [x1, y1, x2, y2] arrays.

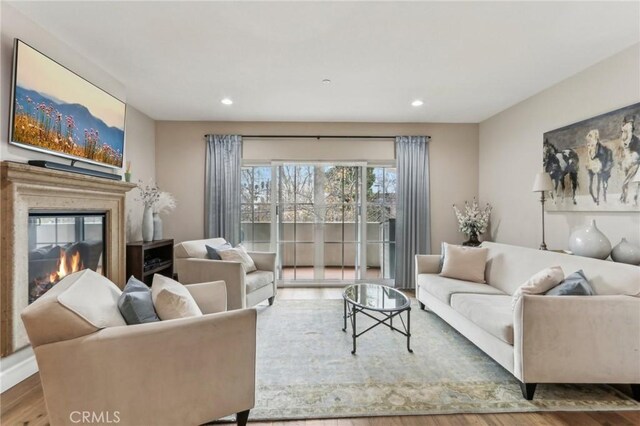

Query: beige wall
[[479, 44, 640, 249], [155, 121, 479, 252]]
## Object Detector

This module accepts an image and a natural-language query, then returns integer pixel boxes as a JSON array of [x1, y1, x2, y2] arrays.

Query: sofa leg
[[419, 302, 426, 311], [236, 409, 250, 426], [630, 384, 640, 401], [519, 382, 537, 400], [268, 296, 275, 306]]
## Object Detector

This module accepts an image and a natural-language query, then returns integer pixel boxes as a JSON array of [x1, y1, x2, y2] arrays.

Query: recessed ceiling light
[[322, 79, 331, 84], [221, 98, 233, 105], [411, 100, 424, 107]]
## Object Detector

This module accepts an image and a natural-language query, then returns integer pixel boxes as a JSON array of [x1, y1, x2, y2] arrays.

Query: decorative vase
[[124, 172, 131, 182], [153, 213, 163, 240], [462, 231, 481, 247], [142, 206, 153, 242], [568, 220, 612, 260], [610, 238, 640, 265]]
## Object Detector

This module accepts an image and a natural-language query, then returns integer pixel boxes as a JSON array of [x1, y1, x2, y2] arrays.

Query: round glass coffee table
[[342, 283, 412, 354]]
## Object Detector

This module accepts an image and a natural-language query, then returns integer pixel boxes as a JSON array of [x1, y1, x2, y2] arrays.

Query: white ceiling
[[8, 1, 640, 123]]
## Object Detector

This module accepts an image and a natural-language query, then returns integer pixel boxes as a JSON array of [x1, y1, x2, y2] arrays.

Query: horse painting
[[543, 139, 579, 205], [585, 129, 614, 206], [542, 102, 640, 212], [619, 116, 640, 204]]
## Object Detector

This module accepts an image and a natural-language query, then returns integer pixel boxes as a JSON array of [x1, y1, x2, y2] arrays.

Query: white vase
[[610, 238, 640, 265], [568, 220, 611, 260], [142, 206, 153, 242], [153, 213, 163, 240]]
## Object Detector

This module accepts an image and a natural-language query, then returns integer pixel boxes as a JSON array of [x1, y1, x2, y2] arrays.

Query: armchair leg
[[519, 382, 537, 400], [419, 302, 426, 311], [236, 409, 250, 426], [630, 384, 640, 401], [268, 296, 275, 306]]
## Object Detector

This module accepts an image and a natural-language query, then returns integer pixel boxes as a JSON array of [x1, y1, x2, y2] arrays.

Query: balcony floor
[[281, 266, 382, 280]]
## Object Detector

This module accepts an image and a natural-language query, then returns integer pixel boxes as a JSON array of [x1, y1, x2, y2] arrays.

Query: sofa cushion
[[151, 274, 203, 320], [246, 271, 274, 293], [440, 243, 489, 283], [512, 266, 564, 309], [546, 269, 595, 296], [450, 293, 514, 345], [57, 269, 126, 329], [118, 276, 160, 325], [174, 238, 228, 259], [417, 274, 506, 305], [20, 270, 103, 348]]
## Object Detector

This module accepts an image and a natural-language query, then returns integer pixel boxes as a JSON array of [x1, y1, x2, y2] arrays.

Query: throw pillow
[[205, 242, 232, 260], [512, 266, 564, 309], [56, 269, 127, 328], [546, 269, 595, 296], [118, 276, 160, 325], [151, 274, 203, 320], [439, 243, 489, 283], [217, 246, 257, 273]]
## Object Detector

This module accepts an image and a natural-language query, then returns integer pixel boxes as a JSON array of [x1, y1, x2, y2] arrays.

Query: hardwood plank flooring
[[1, 287, 637, 426]]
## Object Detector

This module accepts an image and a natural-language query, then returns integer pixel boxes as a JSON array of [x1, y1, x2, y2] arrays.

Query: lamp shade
[[632, 167, 640, 183], [532, 172, 554, 192]]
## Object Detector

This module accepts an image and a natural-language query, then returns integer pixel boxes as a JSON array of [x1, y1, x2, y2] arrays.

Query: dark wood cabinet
[[126, 239, 174, 286]]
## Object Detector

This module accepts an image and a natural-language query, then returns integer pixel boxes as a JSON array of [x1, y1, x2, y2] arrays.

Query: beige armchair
[[175, 238, 277, 310], [21, 278, 256, 426]]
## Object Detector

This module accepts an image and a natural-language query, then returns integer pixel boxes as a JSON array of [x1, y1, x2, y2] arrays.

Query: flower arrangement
[[154, 191, 177, 215], [136, 181, 160, 208], [136, 180, 177, 214], [453, 198, 492, 238]]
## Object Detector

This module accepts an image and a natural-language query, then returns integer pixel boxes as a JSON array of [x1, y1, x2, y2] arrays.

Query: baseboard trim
[[0, 354, 38, 393]]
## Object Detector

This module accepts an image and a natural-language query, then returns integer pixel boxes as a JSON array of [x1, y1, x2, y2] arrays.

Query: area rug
[[245, 299, 638, 420]]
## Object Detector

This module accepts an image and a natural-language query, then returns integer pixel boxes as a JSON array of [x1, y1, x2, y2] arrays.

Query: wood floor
[[1, 287, 638, 426]]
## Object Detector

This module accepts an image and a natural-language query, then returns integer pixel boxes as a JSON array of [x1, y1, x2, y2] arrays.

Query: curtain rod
[[240, 135, 396, 140]]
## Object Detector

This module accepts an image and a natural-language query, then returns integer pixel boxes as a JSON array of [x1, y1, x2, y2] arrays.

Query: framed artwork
[[543, 102, 640, 212]]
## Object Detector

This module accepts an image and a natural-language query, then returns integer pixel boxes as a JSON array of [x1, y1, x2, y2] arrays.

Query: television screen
[[9, 39, 125, 169]]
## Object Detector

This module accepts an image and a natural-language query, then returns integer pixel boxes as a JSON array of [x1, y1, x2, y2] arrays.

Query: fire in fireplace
[[28, 213, 106, 303]]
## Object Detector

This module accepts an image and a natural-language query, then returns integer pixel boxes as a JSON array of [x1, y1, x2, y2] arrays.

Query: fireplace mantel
[[0, 161, 136, 356]]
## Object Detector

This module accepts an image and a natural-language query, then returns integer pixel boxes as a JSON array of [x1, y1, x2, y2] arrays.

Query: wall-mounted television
[[9, 39, 126, 169]]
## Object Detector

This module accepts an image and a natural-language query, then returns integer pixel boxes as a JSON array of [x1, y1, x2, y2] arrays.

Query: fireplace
[[1, 161, 135, 356], [28, 213, 106, 304]]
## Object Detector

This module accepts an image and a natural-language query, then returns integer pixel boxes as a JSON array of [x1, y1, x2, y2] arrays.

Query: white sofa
[[174, 238, 277, 310], [415, 242, 640, 400]]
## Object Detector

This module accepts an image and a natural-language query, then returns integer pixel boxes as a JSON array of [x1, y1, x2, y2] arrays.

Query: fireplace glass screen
[[28, 213, 106, 304]]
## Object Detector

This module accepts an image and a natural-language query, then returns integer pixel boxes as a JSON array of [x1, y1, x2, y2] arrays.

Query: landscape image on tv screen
[[10, 40, 125, 168]]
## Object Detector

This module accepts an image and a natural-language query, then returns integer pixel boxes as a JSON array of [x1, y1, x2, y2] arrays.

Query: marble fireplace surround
[[0, 161, 135, 356]]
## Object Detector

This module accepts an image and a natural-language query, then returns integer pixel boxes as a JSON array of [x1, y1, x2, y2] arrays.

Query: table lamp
[[532, 172, 554, 250]]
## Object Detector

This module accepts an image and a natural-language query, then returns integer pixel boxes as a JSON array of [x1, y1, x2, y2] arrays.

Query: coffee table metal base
[[342, 298, 412, 354]]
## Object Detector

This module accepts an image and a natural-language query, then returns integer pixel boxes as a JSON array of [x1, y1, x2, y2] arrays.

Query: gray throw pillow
[[117, 276, 160, 325], [545, 269, 595, 296], [205, 242, 232, 260]]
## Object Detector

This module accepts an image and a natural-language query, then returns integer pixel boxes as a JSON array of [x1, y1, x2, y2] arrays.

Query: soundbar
[[28, 160, 122, 181]]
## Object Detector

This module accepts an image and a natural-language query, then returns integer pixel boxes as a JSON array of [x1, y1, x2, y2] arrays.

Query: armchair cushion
[[218, 246, 257, 273], [205, 242, 232, 260], [246, 271, 275, 293], [21, 270, 100, 348], [57, 269, 126, 328], [118, 276, 160, 325], [152, 274, 203, 320]]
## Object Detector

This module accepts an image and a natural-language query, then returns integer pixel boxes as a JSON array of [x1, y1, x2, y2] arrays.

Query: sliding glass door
[[240, 162, 395, 286]]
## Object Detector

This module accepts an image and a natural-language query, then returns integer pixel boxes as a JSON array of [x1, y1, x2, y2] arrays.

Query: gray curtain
[[204, 134, 242, 245], [395, 136, 431, 289]]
